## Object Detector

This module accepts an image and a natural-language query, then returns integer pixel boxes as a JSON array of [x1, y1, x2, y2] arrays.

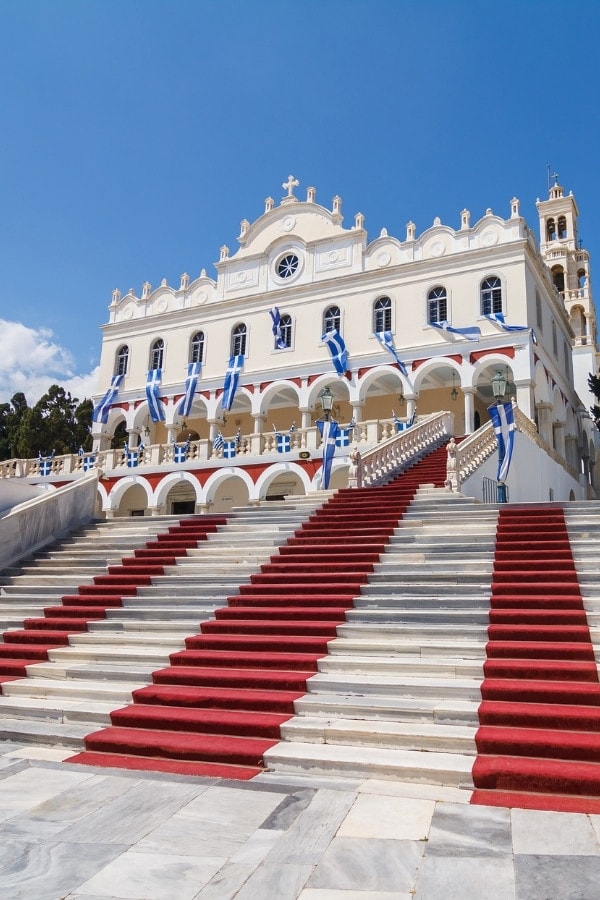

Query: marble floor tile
[[75, 848, 223, 900], [299, 891, 411, 900], [358, 779, 472, 804], [180, 783, 284, 832], [266, 789, 355, 865], [425, 801, 512, 857], [136, 814, 250, 859], [338, 793, 434, 841], [514, 854, 600, 900], [228, 827, 285, 865], [260, 789, 315, 830], [307, 836, 424, 893], [5, 746, 74, 762], [0, 838, 126, 900], [414, 855, 515, 900], [194, 860, 256, 899], [0, 766, 93, 820], [57, 779, 200, 845], [234, 861, 315, 900], [512, 807, 600, 856]]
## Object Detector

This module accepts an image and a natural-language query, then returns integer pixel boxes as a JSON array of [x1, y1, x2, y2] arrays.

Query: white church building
[[4, 175, 599, 515]]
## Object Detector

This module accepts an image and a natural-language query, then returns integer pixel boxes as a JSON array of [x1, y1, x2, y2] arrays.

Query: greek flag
[[223, 440, 236, 459], [270, 306, 287, 349], [276, 433, 291, 453], [213, 431, 224, 452], [289, 421, 297, 433], [173, 441, 189, 463], [485, 313, 537, 345], [38, 452, 54, 476], [336, 427, 352, 448], [235, 427, 242, 450], [222, 355, 244, 411], [93, 374, 124, 424], [431, 321, 481, 342], [321, 329, 348, 375], [488, 402, 515, 483], [394, 409, 416, 432], [146, 369, 165, 422], [177, 361, 201, 417], [316, 419, 340, 489], [126, 449, 139, 468], [375, 331, 408, 376], [82, 454, 96, 472]]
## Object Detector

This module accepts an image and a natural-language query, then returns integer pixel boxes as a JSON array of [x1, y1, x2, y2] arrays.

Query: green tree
[[3, 386, 93, 459], [0, 392, 30, 460], [589, 372, 600, 428]]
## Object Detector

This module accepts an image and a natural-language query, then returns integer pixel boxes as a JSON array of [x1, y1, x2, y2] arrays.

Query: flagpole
[[491, 371, 508, 503]]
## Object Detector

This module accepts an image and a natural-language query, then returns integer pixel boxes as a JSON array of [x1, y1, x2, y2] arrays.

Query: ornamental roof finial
[[281, 174, 299, 203]]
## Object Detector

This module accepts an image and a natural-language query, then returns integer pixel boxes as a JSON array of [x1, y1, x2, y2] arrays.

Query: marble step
[[0, 716, 89, 748], [326, 637, 486, 658], [46, 644, 178, 666], [1, 675, 141, 701], [338, 623, 487, 641], [353, 595, 490, 610], [279, 716, 477, 754], [316, 654, 484, 678], [345, 609, 490, 626], [263, 740, 475, 787], [306, 671, 482, 701], [0, 695, 116, 725], [293, 692, 479, 725]]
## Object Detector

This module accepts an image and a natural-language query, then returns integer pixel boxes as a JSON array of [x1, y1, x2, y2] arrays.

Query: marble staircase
[[565, 501, 600, 663], [264, 488, 499, 787], [0, 500, 323, 747]]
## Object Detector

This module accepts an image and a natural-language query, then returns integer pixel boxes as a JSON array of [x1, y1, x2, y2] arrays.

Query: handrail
[[358, 411, 454, 486]]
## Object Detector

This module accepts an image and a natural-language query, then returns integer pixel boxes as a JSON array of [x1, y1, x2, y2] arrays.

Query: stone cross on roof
[[282, 174, 299, 200]]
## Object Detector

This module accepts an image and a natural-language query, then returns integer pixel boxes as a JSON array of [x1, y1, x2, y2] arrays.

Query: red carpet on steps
[[0, 517, 227, 686], [67, 444, 450, 779], [471, 505, 600, 814]]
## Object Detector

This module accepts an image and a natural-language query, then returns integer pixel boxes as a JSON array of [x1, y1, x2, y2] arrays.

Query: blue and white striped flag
[[235, 427, 242, 450], [488, 402, 515, 483], [213, 431, 224, 452], [146, 369, 165, 422], [321, 329, 348, 375], [485, 313, 537, 345], [336, 428, 352, 448], [93, 374, 124, 424], [375, 331, 408, 376], [431, 321, 481, 342], [276, 433, 291, 453], [173, 441, 189, 463], [316, 419, 340, 489], [82, 454, 96, 472], [177, 361, 201, 417], [270, 307, 287, 349], [222, 355, 244, 411]]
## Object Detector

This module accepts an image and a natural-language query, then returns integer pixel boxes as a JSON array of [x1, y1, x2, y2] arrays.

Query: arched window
[[552, 266, 565, 293], [578, 269, 587, 290], [279, 314, 292, 348], [150, 338, 164, 370], [480, 277, 502, 315], [558, 216, 567, 239], [323, 305, 341, 333], [373, 296, 392, 332], [190, 331, 205, 364], [428, 286, 447, 324], [547, 218, 556, 241], [231, 323, 247, 356], [115, 345, 129, 376]]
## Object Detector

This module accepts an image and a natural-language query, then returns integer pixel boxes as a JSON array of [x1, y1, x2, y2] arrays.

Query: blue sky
[[1, 0, 599, 404]]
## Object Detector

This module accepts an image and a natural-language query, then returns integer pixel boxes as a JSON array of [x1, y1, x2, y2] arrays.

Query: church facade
[[33, 176, 599, 515]]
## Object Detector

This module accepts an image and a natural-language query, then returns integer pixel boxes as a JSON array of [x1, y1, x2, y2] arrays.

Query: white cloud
[[0, 319, 99, 405]]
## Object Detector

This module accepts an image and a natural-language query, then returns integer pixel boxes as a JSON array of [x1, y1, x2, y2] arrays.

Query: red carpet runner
[[472, 505, 600, 814], [67, 445, 449, 779], [0, 517, 226, 687]]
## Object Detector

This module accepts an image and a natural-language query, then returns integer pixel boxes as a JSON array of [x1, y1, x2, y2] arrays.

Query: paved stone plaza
[[0, 743, 598, 899]]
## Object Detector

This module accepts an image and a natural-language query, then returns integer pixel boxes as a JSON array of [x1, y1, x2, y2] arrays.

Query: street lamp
[[491, 370, 507, 401], [491, 370, 508, 503], [319, 386, 334, 421]]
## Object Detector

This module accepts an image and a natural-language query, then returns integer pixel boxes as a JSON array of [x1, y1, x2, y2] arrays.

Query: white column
[[462, 388, 475, 434]]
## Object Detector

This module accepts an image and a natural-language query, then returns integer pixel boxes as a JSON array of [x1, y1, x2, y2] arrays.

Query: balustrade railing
[[358, 411, 454, 486]]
